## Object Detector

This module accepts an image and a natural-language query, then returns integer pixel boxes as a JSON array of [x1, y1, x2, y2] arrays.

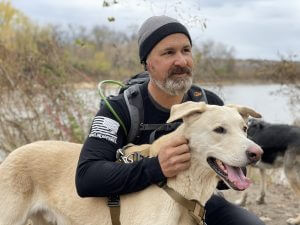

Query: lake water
[[88, 83, 296, 124], [3, 84, 294, 133], [207, 83, 295, 124], [0, 83, 296, 162]]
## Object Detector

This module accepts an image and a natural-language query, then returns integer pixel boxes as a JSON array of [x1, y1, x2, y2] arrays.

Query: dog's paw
[[287, 217, 300, 225], [255, 196, 265, 205]]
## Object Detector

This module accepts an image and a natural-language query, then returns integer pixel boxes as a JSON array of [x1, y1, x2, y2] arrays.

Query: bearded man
[[76, 15, 265, 225]]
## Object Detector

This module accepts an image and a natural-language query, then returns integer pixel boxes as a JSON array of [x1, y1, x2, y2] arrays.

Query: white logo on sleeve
[[89, 116, 120, 143]]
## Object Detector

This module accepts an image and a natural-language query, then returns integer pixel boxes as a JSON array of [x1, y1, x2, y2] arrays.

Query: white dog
[[0, 102, 263, 225]]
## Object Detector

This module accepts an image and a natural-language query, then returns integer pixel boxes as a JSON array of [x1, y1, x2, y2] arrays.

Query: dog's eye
[[214, 126, 226, 134], [243, 126, 248, 133]]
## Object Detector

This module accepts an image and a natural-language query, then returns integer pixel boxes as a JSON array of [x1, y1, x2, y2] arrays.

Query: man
[[76, 15, 265, 225]]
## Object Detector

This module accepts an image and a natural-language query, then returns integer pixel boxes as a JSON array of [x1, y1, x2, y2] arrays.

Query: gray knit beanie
[[138, 15, 192, 64]]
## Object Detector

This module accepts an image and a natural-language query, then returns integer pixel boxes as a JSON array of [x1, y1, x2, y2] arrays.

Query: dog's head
[[167, 101, 263, 191], [247, 118, 268, 139], [246, 119, 286, 164]]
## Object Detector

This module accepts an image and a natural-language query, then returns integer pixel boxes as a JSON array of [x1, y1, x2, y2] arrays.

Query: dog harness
[[108, 145, 207, 225]]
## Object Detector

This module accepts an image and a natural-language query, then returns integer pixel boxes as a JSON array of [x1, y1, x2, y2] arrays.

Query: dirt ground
[[223, 181, 299, 225]]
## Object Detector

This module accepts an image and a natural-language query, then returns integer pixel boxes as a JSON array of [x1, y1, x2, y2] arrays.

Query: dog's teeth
[[216, 159, 227, 173]]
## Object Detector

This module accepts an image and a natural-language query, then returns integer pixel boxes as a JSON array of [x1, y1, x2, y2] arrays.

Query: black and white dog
[[236, 119, 300, 225]]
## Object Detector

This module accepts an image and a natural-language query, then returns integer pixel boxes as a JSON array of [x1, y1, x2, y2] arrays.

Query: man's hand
[[157, 136, 191, 178]]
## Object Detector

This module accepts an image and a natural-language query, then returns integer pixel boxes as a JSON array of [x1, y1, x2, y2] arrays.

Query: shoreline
[[73, 80, 299, 90]]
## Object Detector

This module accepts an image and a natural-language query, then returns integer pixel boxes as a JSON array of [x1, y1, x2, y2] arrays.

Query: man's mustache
[[168, 66, 192, 76]]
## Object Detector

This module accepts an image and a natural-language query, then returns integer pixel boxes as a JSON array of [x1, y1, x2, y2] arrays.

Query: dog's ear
[[167, 101, 206, 123], [226, 104, 262, 121]]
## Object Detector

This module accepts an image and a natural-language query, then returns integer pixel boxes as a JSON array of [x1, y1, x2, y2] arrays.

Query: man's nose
[[174, 53, 188, 67]]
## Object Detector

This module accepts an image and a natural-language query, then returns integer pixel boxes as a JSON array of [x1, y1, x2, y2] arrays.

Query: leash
[[108, 144, 150, 225], [107, 195, 121, 225]]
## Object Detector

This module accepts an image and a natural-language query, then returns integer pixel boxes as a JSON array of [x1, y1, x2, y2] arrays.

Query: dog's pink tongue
[[225, 165, 251, 190]]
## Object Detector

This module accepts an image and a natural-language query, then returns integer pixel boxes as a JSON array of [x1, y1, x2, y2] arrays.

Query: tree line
[[0, 1, 299, 154]]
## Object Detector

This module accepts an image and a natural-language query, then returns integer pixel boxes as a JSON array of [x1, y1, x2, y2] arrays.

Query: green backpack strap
[[98, 80, 128, 136]]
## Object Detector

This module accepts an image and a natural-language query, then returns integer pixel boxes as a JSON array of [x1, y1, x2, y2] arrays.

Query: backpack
[[99, 71, 208, 144]]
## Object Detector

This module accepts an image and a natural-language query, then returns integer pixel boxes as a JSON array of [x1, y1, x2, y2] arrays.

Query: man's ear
[[226, 104, 262, 121], [167, 101, 207, 123]]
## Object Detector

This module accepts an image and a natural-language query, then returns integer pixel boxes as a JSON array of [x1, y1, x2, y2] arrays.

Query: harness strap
[[140, 122, 181, 131], [108, 144, 206, 225], [109, 144, 151, 225], [148, 122, 182, 144], [116, 144, 150, 163], [108, 195, 121, 225], [160, 184, 206, 225]]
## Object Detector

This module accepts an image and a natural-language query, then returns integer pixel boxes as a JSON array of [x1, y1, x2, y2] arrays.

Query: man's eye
[[164, 51, 173, 55]]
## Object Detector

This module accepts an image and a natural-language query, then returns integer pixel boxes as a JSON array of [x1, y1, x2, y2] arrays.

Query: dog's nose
[[246, 145, 263, 164]]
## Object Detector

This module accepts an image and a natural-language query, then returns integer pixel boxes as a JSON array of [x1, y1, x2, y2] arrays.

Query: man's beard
[[152, 66, 193, 96]]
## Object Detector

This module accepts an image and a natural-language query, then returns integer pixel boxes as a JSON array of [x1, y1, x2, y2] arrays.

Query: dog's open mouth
[[207, 157, 251, 191]]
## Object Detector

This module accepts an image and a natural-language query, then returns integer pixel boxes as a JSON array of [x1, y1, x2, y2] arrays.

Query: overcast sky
[[11, 0, 300, 60]]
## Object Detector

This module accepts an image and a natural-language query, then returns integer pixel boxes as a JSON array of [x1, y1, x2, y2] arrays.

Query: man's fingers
[[165, 143, 189, 157], [159, 152, 191, 177], [169, 152, 191, 165], [158, 136, 191, 178], [164, 136, 188, 147], [176, 161, 191, 172]]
